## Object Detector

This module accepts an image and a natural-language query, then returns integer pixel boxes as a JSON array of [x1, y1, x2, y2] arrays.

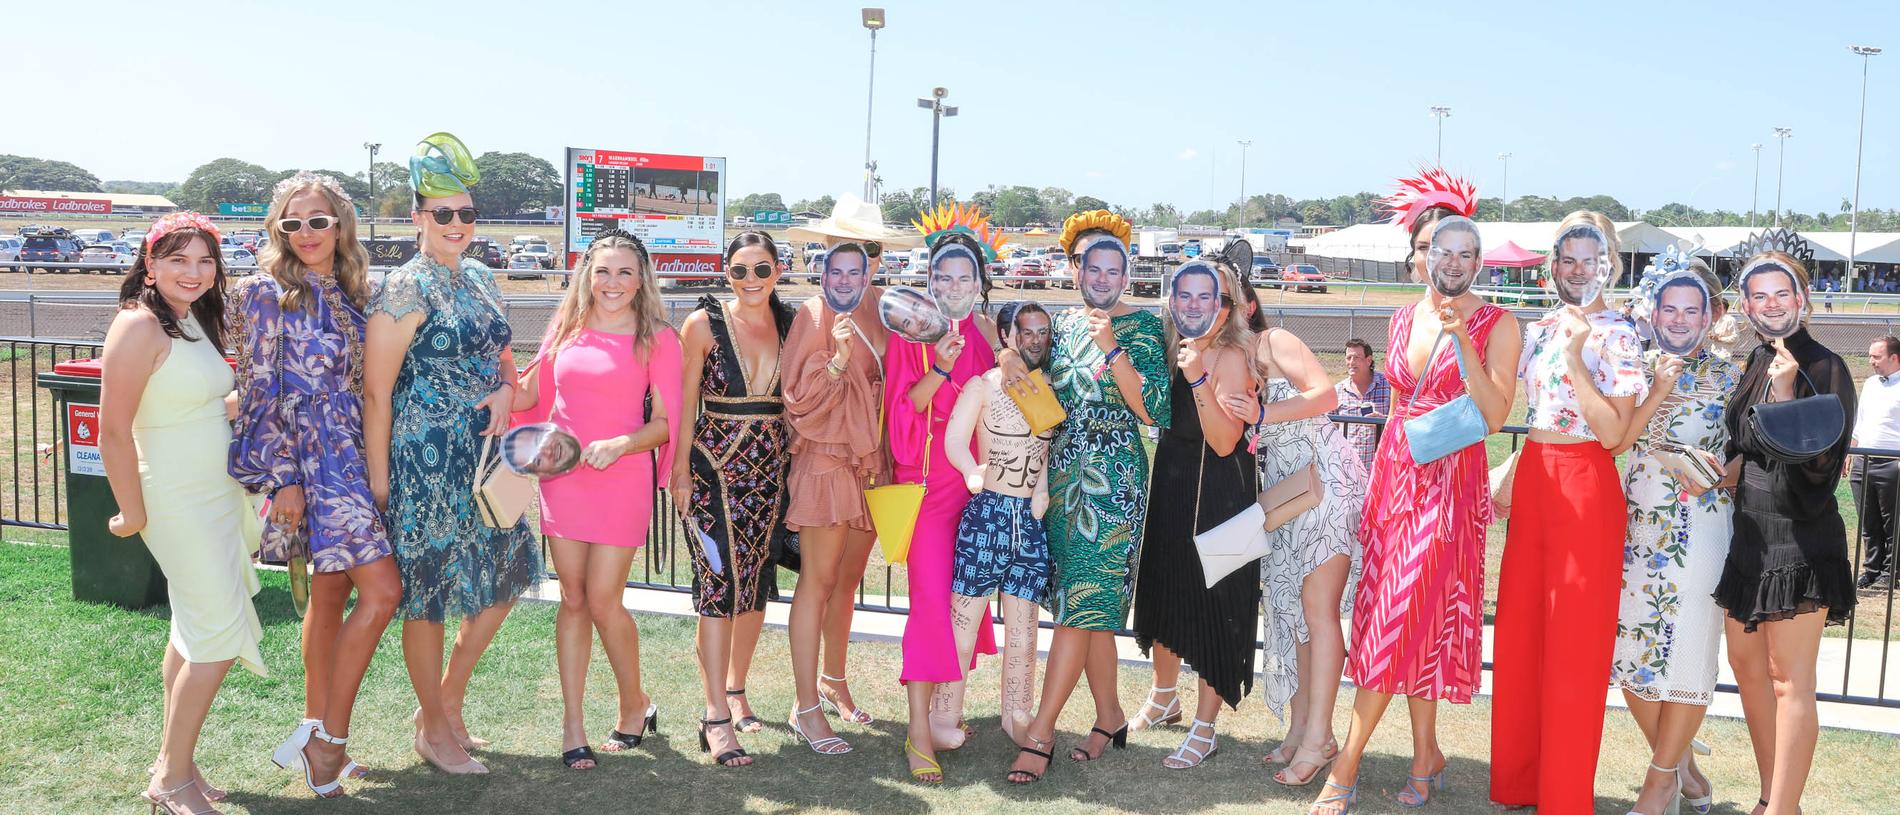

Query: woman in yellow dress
[[100, 212, 264, 815]]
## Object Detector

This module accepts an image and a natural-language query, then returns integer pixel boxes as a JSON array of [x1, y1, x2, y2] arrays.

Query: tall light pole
[[860, 8, 885, 203], [1772, 127, 1793, 226], [917, 87, 957, 211], [1236, 139, 1252, 228], [363, 142, 380, 242], [1429, 106, 1452, 164], [1848, 45, 1881, 292], [1497, 152, 1512, 221], [1750, 143, 1763, 228]]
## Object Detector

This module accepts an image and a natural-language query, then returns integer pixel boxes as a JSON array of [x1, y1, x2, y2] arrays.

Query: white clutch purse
[[1192, 504, 1271, 589]]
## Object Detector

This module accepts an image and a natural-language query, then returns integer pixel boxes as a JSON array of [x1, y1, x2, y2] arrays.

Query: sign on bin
[[67, 403, 103, 476]]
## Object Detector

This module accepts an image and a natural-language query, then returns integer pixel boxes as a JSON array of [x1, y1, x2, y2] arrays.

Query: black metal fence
[[6, 337, 1899, 707]]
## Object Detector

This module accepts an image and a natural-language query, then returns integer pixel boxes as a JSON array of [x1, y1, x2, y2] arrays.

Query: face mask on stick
[[1648, 272, 1714, 355], [927, 243, 982, 322], [1168, 260, 1224, 340], [1550, 223, 1615, 307], [821, 243, 871, 314], [1424, 216, 1482, 298], [1072, 234, 1129, 310], [1737, 259, 1807, 340], [877, 286, 950, 344]]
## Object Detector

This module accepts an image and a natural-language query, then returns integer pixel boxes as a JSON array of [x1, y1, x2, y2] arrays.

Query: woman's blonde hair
[[541, 232, 666, 356], [260, 173, 370, 311]]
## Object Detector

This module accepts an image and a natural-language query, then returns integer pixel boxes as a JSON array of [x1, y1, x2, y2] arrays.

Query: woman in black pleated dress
[[1131, 256, 1260, 770]]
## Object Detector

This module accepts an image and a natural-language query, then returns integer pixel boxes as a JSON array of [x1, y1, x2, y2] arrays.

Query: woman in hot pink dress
[[887, 230, 1000, 783], [1312, 171, 1521, 815], [512, 230, 682, 770]]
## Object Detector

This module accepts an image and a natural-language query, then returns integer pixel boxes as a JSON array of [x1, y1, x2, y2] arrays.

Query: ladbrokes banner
[[0, 196, 111, 214]]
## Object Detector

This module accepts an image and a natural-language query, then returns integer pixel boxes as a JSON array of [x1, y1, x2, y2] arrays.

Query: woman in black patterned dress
[[670, 232, 796, 767]]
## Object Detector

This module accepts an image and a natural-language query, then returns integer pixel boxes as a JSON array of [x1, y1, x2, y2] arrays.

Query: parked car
[[806, 250, 827, 284], [1012, 254, 1046, 289], [79, 244, 122, 271], [777, 242, 793, 274], [802, 242, 825, 266], [15, 224, 45, 236], [505, 253, 545, 280], [110, 241, 138, 266], [515, 242, 554, 269], [1040, 248, 1072, 288], [0, 236, 21, 271], [510, 234, 539, 253], [1250, 256, 1283, 288], [220, 246, 257, 271], [120, 229, 146, 246], [1280, 263, 1327, 293], [464, 237, 505, 268], [71, 228, 115, 244], [18, 231, 83, 272]]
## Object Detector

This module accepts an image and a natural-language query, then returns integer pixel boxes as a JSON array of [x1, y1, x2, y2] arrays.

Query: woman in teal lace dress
[[363, 134, 539, 776]]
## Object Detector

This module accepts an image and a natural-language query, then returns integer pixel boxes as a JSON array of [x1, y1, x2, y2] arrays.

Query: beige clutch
[[473, 435, 534, 529], [1257, 462, 1321, 532]]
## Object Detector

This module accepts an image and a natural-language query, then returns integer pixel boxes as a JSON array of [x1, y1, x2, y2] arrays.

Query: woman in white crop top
[[1489, 211, 1647, 815]]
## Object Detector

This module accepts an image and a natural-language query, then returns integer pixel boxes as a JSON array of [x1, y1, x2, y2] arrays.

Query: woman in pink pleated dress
[[512, 230, 682, 770], [887, 230, 1000, 783]]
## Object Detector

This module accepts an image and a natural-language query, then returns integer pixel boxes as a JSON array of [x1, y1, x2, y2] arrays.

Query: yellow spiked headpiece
[[912, 203, 1007, 262]]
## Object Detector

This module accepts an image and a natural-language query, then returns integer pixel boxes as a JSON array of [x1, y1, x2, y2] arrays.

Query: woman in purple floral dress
[[230, 172, 400, 798]]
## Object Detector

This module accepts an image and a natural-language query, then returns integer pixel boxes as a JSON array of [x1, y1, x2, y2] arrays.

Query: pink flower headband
[[144, 211, 221, 249]]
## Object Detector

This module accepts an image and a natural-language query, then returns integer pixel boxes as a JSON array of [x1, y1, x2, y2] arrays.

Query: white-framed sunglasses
[[279, 215, 338, 233]]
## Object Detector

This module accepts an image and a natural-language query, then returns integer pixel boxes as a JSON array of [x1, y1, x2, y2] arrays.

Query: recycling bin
[[37, 358, 167, 609]]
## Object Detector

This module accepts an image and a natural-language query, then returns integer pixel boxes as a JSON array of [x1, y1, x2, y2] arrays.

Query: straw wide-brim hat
[[786, 194, 922, 248]]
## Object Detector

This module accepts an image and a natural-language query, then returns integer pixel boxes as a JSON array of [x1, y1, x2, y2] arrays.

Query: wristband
[[1188, 372, 1209, 389], [1256, 402, 1267, 426], [931, 363, 953, 379], [1102, 346, 1125, 366]]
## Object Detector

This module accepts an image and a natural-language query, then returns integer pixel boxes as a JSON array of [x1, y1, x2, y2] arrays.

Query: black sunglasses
[[419, 206, 479, 225], [728, 261, 775, 280], [279, 215, 337, 233]]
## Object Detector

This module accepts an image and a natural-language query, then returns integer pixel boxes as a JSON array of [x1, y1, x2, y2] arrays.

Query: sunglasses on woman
[[420, 206, 480, 225], [278, 215, 337, 233], [728, 261, 775, 280]]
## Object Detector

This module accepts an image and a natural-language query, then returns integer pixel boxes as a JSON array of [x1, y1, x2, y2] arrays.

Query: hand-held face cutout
[[928, 243, 982, 322], [1073, 234, 1129, 310], [1425, 216, 1482, 298], [1737, 258, 1807, 340], [1007, 305, 1054, 370], [821, 242, 871, 314], [1650, 272, 1713, 356], [877, 286, 950, 344], [1168, 260, 1224, 340], [1551, 223, 1614, 307], [500, 423, 583, 478]]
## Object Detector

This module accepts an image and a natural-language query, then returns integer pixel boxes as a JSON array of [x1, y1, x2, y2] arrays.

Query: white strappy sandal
[[1131, 685, 1182, 731], [300, 724, 348, 798], [1163, 718, 1219, 769], [787, 703, 853, 755]]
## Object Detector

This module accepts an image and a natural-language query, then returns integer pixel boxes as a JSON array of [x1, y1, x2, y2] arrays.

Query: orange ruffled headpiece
[[913, 202, 1007, 261], [1057, 209, 1132, 255]]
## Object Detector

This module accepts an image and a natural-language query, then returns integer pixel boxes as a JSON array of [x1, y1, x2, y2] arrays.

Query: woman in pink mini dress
[[513, 230, 682, 770]]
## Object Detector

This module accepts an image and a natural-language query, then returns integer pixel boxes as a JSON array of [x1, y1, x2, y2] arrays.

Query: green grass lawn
[[3, 541, 1898, 814]]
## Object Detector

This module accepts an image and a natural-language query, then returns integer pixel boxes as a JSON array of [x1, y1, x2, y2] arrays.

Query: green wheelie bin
[[37, 358, 168, 609]]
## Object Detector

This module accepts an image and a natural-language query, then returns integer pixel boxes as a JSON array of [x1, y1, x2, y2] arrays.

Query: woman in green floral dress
[[1609, 261, 1738, 815], [1005, 211, 1170, 783]]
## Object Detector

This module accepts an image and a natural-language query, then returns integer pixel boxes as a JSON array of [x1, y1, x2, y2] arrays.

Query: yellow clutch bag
[[865, 345, 932, 565], [1005, 370, 1066, 436]]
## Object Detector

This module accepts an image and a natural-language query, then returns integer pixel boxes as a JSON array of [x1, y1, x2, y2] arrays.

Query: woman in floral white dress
[[1610, 259, 1738, 815]]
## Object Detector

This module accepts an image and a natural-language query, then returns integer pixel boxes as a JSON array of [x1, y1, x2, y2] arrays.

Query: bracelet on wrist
[[1188, 372, 1209, 389], [931, 363, 953, 379], [1103, 346, 1125, 366]]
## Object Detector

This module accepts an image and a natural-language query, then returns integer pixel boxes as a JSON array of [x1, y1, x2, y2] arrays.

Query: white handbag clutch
[[1193, 503, 1271, 589]]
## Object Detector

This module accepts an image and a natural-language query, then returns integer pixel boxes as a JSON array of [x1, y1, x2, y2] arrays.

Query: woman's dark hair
[[1234, 274, 1269, 332], [119, 229, 229, 354], [931, 232, 994, 315], [724, 230, 788, 315]]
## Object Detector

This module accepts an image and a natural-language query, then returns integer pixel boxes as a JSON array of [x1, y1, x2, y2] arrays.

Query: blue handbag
[[1402, 329, 1490, 465]]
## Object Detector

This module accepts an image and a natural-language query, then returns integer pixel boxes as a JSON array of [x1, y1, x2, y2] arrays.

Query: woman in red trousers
[[1490, 211, 1647, 814]]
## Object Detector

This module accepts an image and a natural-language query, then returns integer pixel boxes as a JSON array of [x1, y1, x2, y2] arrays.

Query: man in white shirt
[[1853, 335, 1900, 588]]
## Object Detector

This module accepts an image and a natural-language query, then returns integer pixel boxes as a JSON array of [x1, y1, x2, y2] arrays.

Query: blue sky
[[17, 0, 1896, 216]]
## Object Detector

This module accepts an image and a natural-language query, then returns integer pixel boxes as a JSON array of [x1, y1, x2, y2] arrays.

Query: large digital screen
[[564, 148, 725, 279]]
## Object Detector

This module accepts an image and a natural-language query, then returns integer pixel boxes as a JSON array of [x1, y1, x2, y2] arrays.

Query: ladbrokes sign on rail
[[0, 196, 112, 214]]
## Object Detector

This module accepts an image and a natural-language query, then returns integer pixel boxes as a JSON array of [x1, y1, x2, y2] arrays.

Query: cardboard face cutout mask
[[1424, 216, 1482, 298], [500, 422, 583, 479], [821, 243, 871, 314], [1649, 273, 1713, 356], [1551, 223, 1614, 307], [928, 243, 982, 322], [1737, 259, 1807, 340], [878, 286, 950, 344], [1008, 306, 1054, 370], [1168, 260, 1224, 340], [1073, 234, 1129, 310]]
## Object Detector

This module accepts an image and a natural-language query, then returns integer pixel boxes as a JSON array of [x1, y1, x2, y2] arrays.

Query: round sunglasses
[[728, 261, 776, 280], [278, 215, 337, 233], [418, 206, 480, 225]]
